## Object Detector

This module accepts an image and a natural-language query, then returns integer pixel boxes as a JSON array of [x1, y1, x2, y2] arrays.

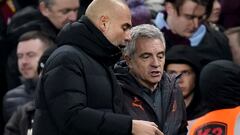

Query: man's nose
[[19, 56, 29, 65], [152, 57, 161, 67], [68, 11, 78, 22], [125, 30, 131, 41]]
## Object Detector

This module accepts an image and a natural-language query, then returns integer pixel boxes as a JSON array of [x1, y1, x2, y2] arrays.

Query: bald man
[[33, 0, 163, 135]]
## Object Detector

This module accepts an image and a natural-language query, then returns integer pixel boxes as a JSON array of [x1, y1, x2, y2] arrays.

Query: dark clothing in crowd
[[33, 15, 132, 135], [3, 79, 37, 122], [78, 0, 92, 17], [4, 101, 35, 135], [199, 60, 240, 112], [4, 46, 55, 135], [0, 0, 38, 25], [165, 46, 207, 120], [220, 0, 240, 29], [116, 70, 188, 135], [0, 15, 7, 134], [188, 60, 240, 134], [7, 6, 58, 48], [194, 25, 232, 66]]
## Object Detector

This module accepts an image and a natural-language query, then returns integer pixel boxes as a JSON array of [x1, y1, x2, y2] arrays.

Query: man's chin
[[184, 33, 193, 38]]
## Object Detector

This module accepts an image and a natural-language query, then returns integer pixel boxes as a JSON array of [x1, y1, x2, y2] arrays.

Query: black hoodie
[[200, 60, 240, 111], [56, 15, 122, 66], [165, 45, 207, 120]]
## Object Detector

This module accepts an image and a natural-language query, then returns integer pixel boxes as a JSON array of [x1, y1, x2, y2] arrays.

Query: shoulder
[[43, 45, 86, 71], [161, 72, 178, 86], [4, 85, 26, 99]]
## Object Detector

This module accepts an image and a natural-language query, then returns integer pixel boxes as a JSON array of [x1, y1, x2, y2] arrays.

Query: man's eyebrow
[[139, 52, 151, 57]]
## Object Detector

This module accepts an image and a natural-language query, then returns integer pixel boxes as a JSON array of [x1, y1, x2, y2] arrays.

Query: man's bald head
[[85, 0, 129, 23], [85, 0, 132, 48]]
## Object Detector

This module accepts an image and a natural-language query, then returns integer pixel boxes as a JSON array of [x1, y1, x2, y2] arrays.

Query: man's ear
[[124, 55, 132, 68], [165, 2, 177, 16], [39, 2, 50, 17], [98, 15, 110, 32]]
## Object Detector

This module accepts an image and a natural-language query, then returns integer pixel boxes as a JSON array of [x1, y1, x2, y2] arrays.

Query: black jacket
[[116, 71, 188, 135], [33, 16, 132, 135], [4, 101, 35, 135], [165, 45, 208, 120], [3, 79, 37, 122], [193, 25, 232, 67]]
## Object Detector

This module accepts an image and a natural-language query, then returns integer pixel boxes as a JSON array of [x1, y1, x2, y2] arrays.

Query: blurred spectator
[[188, 60, 240, 135], [38, 0, 79, 30], [154, 0, 213, 48], [3, 47, 56, 135], [154, 0, 232, 68], [5, 0, 79, 90], [206, 0, 224, 31], [116, 24, 187, 135], [3, 31, 55, 123], [165, 45, 207, 120], [126, 0, 151, 26]]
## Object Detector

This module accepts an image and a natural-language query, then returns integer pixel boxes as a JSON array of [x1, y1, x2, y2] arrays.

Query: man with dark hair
[[154, 0, 213, 47], [4, 47, 56, 135], [33, 0, 163, 135], [154, 0, 232, 68], [3, 31, 55, 122]]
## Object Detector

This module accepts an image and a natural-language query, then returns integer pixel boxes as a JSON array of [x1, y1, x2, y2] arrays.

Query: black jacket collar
[[56, 15, 122, 66]]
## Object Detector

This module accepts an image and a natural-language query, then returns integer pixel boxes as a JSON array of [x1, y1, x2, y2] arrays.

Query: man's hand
[[132, 120, 164, 135]]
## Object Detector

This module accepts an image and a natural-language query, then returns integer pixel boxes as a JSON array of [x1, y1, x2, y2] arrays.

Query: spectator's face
[[208, 0, 221, 23], [41, 0, 79, 29], [167, 1, 206, 38], [17, 39, 45, 79], [166, 63, 196, 98], [101, 5, 132, 48], [126, 38, 165, 90]]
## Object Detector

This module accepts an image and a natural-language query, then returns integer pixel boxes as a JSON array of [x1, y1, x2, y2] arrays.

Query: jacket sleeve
[[41, 51, 132, 135], [4, 107, 23, 135], [176, 84, 188, 135]]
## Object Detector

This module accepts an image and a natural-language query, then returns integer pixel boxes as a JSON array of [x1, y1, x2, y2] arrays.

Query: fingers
[[148, 121, 158, 128], [154, 127, 164, 135], [132, 120, 164, 135]]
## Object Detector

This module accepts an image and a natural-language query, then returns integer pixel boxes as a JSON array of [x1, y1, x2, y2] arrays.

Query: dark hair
[[18, 30, 55, 48], [165, 0, 213, 18]]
